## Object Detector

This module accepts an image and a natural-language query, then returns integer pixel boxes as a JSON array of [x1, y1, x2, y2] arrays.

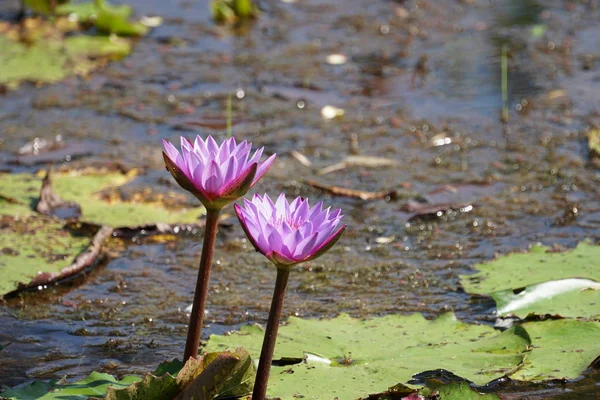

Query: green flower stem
[[183, 209, 221, 361], [253, 266, 291, 400]]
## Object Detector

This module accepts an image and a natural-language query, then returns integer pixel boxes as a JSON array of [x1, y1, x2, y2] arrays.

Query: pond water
[[1, 0, 599, 396]]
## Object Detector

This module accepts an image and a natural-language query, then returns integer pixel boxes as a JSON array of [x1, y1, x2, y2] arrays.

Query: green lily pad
[[459, 242, 600, 318], [95, 6, 149, 36], [0, 215, 90, 296], [212, 0, 258, 24], [0, 171, 203, 227], [56, 0, 150, 37], [437, 382, 500, 400], [0, 349, 254, 400], [492, 279, 600, 319], [204, 313, 528, 399], [24, 0, 69, 15], [57, 1, 133, 21], [512, 319, 600, 381], [0, 371, 141, 400], [0, 27, 131, 88]]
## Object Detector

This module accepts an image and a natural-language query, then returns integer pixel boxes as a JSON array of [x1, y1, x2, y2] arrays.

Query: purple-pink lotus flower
[[163, 136, 276, 210], [234, 193, 345, 268]]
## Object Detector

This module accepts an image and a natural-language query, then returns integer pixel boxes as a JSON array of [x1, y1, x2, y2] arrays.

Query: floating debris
[[326, 54, 347, 65], [318, 155, 399, 175], [304, 179, 396, 201], [401, 199, 475, 221], [321, 105, 345, 120], [290, 151, 312, 167]]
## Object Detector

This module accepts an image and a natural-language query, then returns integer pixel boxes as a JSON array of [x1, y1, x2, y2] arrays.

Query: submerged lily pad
[[512, 319, 600, 381], [459, 242, 600, 318], [204, 313, 528, 399], [0, 171, 204, 227]]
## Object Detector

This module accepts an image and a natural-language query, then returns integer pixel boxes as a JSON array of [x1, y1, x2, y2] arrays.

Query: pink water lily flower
[[234, 193, 345, 268], [163, 135, 276, 210]]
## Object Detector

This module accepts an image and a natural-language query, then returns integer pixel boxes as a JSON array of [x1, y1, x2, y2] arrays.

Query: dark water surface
[[1, 0, 599, 396]]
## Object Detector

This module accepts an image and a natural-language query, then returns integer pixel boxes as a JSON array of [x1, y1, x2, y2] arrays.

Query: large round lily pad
[[511, 319, 600, 381], [204, 313, 528, 399], [459, 242, 600, 319]]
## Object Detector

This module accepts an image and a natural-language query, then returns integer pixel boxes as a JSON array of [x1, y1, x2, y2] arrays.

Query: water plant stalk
[[501, 45, 509, 124], [252, 267, 290, 400], [183, 208, 221, 361], [226, 93, 232, 138]]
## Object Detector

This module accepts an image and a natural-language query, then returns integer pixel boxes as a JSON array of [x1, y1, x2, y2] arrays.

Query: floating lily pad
[[0, 215, 90, 296], [0, 171, 204, 227], [492, 279, 600, 319], [511, 319, 600, 381], [204, 313, 528, 399], [0, 20, 131, 88], [437, 382, 500, 400], [57, 0, 132, 21], [0, 371, 141, 400], [212, 0, 258, 24], [56, 0, 151, 36], [459, 242, 600, 318], [1, 349, 254, 400]]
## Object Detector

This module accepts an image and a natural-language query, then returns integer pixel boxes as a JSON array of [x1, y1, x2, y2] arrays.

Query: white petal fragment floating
[[496, 278, 600, 315], [326, 54, 347, 65], [321, 105, 344, 120]]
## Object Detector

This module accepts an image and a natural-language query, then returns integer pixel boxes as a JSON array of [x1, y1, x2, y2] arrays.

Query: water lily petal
[[163, 135, 274, 210]]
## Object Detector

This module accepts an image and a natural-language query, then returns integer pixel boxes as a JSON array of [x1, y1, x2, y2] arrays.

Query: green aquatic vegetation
[[0, 170, 203, 296], [0, 349, 254, 400], [0, 215, 90, 296], [512, 319, 600, 381], [0, 372, 141, 400], [460, 242, 600, 319], [1, 0, 156, 88], [204, 313, 528, 399], [0, 27, 130, 88], [0, 171, 204, 227], [212, 0, 258, 24]]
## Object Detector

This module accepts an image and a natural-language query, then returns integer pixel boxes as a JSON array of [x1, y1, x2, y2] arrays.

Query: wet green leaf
[[437, 382, 500, 400], [0, 29, 130, 88], [153, 359, 184, 377], [459, 242, 600, 318], [492, 279, 600, 319], [95, 6, 149, 36], [1, 350, 254, 400], [204, 313, 528, 399], [24, 0, 69, 15], [0, 171, 204, 227], [104, 348, 254, 400], [0, 215, 90, 296], [512, 319, 600, 381], [212, 0, 257, 24], [56, 0, 132, 21], [0, 372, 141, 399]]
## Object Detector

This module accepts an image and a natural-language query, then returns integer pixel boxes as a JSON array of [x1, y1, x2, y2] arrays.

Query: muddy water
[[1, 0, 600, 395]]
